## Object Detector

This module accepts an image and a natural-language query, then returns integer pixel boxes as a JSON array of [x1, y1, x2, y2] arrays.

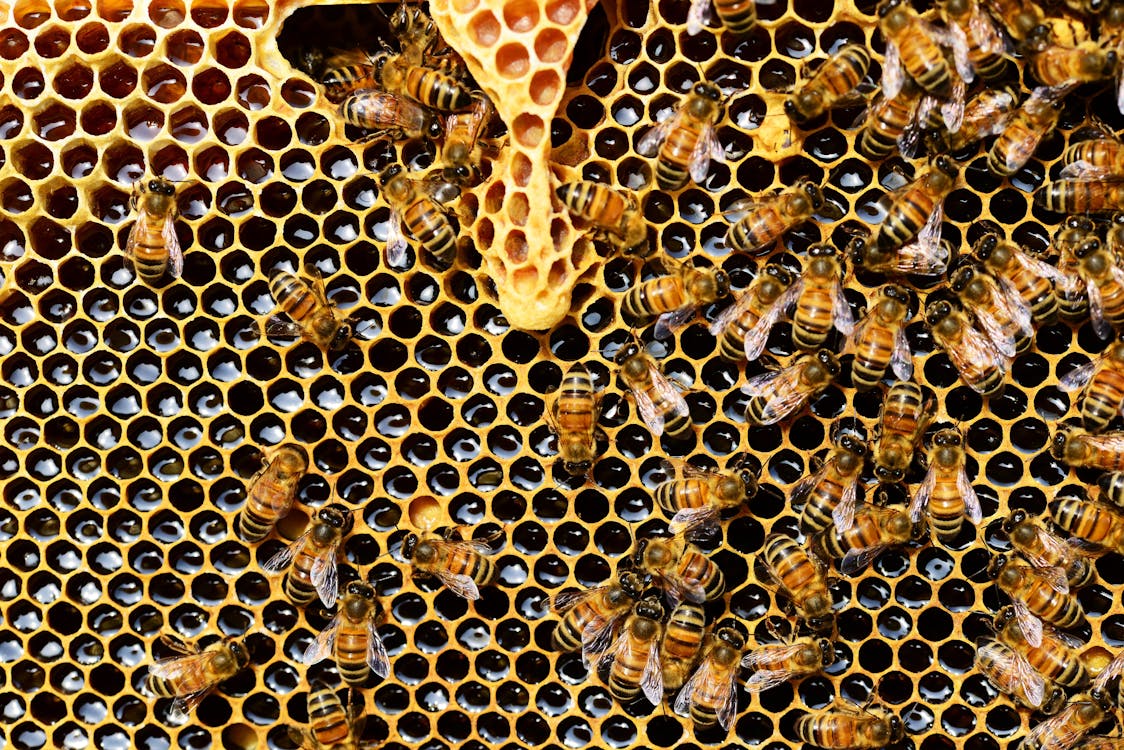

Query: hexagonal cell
[[142, 63, 187, 104], [117, 23, 156, 57], [33, 25, 70, 58]]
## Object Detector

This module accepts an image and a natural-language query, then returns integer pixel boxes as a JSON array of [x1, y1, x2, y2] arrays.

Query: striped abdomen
[[622, 277, 688, 326], [657, 124, 703, 190], [403, 200, 456, 270], [406, 66, 472, 111]]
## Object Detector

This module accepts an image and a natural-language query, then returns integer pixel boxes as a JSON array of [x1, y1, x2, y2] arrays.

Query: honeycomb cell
[[34, 25, 70, 57], [144, 63, 187, 103]]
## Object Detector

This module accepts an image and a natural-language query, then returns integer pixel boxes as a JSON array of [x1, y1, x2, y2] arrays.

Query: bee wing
[[641, 638, 665, 705], [897, 96, 929, 160], [631, 385, 665, 436], [581, 615, 622, 667], [169, 687, 217, 721], [890, 325, 913, 382], [973, 308, 1017, 359], [261, 533, 308, 573], [124, 207, 149, 265], [670, 506, 720, 534], [147, 650, 210, 685], [882, 42, 904, 101], [157, 633, 198, 656], [434, 568, 482, 600], [1059, 360, 1097, 394], [951, 325, 1010, 392], [672, 662, 705, 717], [637, 114, 679, 157], [303, 615, 340, 664], [895, 233, 950, 276], [1024, 705, 1084, 750], [745, 668, 800, 693], [940, 75, 967, 134], [722, 197, 764, 222], [1118, 72, 1124, 117], [654, 305, 701, 340], [686, 0, 711, 35], [1013, 599, 1044, 648], [709, 291, 755, 337], [688, 124, 722, 184], [741, 641, 805, 670], [957, 467, 983, 525], [977, 640, 1046, 708], [309, 541, 342, 609], [1087, 278, 1113, 340], [1012, 248, 1065, 284], [910, 464, 937, 524], [598, 630, 630, 670], [552, 587, 597, 615], [386, 210, 408, 268], [264, 316, 304, 343], [716, 668, 740, 731], [1005, 129, 1046, 174], [1094, 646, 1124, 690], [1059, 160, 1121, 181], [840, 542, 889, 576], [831, 477, 858, 533], [831, 281, 855, 336], [367, 620, 390, 679], [1032, 527, 1075, 566], [742, 366, 807, 426], [790, 461, 830, 509], [161, 214, 184, 279], [744, 285, 798, 362], [942, 23, 975, 85], [1036, 565, 1070, 596]]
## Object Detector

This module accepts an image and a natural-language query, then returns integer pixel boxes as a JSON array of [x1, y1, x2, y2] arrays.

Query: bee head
[[636, 595, 665, 621], [1089, 0, 1109, 12], [807, 242, 833, 259], [401, 532, 420, 559], [924, 299, 953, 326], [886, 716, 905, 743], [378, 164, 405, 187], [806, 613, 835, 635], [715, 625, 746, 650], [782, 97, 807, 124], [932, 155, 958, 180], [972, 233, 1000, 262], [632, 537, 652, 566], [932, 428, 961, 448], [802, 182, 825, 208], [816, 639, 835, 666], [993, 604, 1017, 630], [1021, 24, 1052, 54], [985, 553, 1007, 580], [561, 457, 593, 476], [228, 639, 251, 669], [713, 270, 731, 298], [345, 580, 375, 599], [1050, 424, 1075, 459], [877, 0, 904, 18], [615, 341, 642, 365], [837, 432, 867, 458], [618, 571, 646, 599], [694, 81, 722, 101], [1109, 1, 1124, 25], [882, 284, 909, 306], [319, 504, 354, 534], [815, 349, 841, 377], [1075, 238, 1102, 260], [328, 321, 355, 353], [948, 264, 975, 293], [764, 262, 793, 287], [1091, 688, 1115, 711], [1001, 509, 1028, 535], [1066, 215, 1097, 233]]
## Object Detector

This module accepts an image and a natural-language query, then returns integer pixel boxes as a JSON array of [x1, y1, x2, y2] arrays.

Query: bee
[[601, 595, 665, 704], [636, 81, 724, 190], [1100, 470, 1124, 507], [621, 261, 731, 339], [401, 528, 498, 600], [858, 81, 926, 161], [267, 270, 356, 353], [880, 0, 968, 99], [791, 243, 855, 351], [793, 431, 868, 535], [1035, 180, 1124, 214], [1018, 690, 1114, 750], [1060, 343, 1124, 432], [985, 0, 1045, 43], [633, 533, 726, 604], [758, 534, 835, 635], [318, 48, 379, 102], [987, 85, 1068, 176], [994, 605, 1090, 689], [673, 624, 749, 730], [288, 680, 375, 750], [987, 554, 1086, 646], [339, 91, 444, 141], [742, 349, 841, 426], [784, 44, 871, 125], [1004, 510, 1095, 591], [924, 299, 1008, 396], [552, 571, 646, 664], [949, 261, 1034, 357], [872, 382, 931, 484], [387, 2, 441, 61], [303, 581, 389, 687], [909, 428, 982, 545], [235, 443, 309, 543], [845, 284, 913, 390], [615, 340, 692, 441], [1051, 425, 1124, 472], [973, 233, 1063, 325], [685, 0, 757, 34], [556, 181, 649, 257], [145, 635, 251, 718], [1051, 216, 1099, 321], [1060, 134, 1124, 181], [263, 503, 353, 609], [848, 226, 952, 277], [547, 361, 601, 477], [1073, 238, 1124, 339], [943, 85, 1019, 151], [440, 94, 495, 186], [660, 601, 707, 693], [708, 262, 797, 363], [876, 156, 959, 252], [655, 458, 758, 530], [126, 176, 183, 284], [741, 633, 835, 692], [378, 164, 460, 271], [974, 638, 1066, 715], [1024, 35, 1116, 88], [374, 50, 473, 112], [725, 179, 842, 255], [1050, 495, 1124, 555], [939, 0, 1007, 81], [794, 702, 905, 750], [815, 504, 923, 576]]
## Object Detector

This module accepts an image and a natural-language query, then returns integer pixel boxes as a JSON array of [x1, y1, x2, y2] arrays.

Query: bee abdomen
[[713, 0, 756, 33], [404, 202, 456, 270], [336, 634, 370, 686], [407, 67, 471, 111]]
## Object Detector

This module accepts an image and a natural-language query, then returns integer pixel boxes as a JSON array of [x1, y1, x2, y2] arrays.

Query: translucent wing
[[949, 325, 1009, 394], [169, 687, 216, 721], [1060, 160, 1122, 181], [942, 23, 974, 85], [641, 639, 665, 705], [1094, 646, 1124, 690], [1087, 278, 1113, 340], [890, 325, 913, 381], [163, 215, 184, 279], [688, 124, 721, 184], [745, 668, 801, 693], [1013, 246, 1065, 283], [673, 664, 704, 717], [831, 281, 855, 336], [637, 114, 679, 157], [841, 542, 889, 576], [262, 533, 308, 573], [552, 587, 598, 615], [1023, 704, 1085, 750], [940, 75, 967, 134], [1025, 527, 1074, 569], [741, 641, 806, 670], [1036, 565, 1070, 596], [655, 305, 700, 340], [742, 365, 808, 425], [971, 6, 1006, 55], [631, 384, 665, 436], [893, 226, 950, 276], [124, 208, 149, 266], [831, 478, 858, 532], [434, 568, 482, 600], [598, 631, 630, 670], [303, 615, 340, 664], [670, 505, 720, 534], [910, 464, 937, 524], [898, 95, 929, 159], [367, 621, 390, 679], [957, 467, 982, 525], [686, 0, 711, 35], [309, 541, 342, 609], [1013, 598, 1044, 648], [882, 42, 904, 101], [744, 284, 799, 361], [974, 307, 1018, 359], [264, 315, 305, 342], [1118, 72, 1124, 117], [790, 461, 830, 509], [147, 651, 210, 686], [977, 640, 1045, 708], [1005, 129, 1045, 174], [581, 615, 622, 667], [386, 210, 408, 268], [715, 668, 739, 731]]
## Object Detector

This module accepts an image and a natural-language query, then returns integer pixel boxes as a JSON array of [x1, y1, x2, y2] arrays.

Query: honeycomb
[[1, 0, 1123, 748]]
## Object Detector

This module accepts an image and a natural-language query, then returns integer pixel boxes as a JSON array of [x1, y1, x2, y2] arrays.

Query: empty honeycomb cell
[[469, 10, 501, 46], [117, 23, 155, 58], [1, 178, 33, 214], [231, 0, 267, 29]]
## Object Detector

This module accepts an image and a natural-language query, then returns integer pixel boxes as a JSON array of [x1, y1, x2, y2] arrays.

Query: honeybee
[[973, 233, 1063, 325], [236, 443, 309, 543], [1073, 238, 1124, 339], [303, 581, 389, 687], [939, 0, 1007, 81], [1050, 216, 1099, 321], [794, 702, 905, 750], [655, 458, 758, 531], [943, 85, 1019, 151], [949, 261, 1034, 357], [547, 361, 601, 477], [634, 533, 726, 604], [987, 554, 1086, 646], [984, 0, 1045, 42], [263, 503, 353, 609], [374, 50, 473, 112], [1050, 495, 1124, 555], [621, 261, 731, 339], [339, 91, 444, 141], [1052, 425, 1124, 472], [1060, 134, 1124, 181], [909, 428, 981, 545], [848, 226, 952, 277], [1100, 470, 1124, 506], [1060, 343, 1124, 432], [1035, 180, 1124, 214], [552, 571, 646, 665], [708, 262, 797, 363], [401, 528, 499, 600], [685, 0, 757, 34], [995, 605, 1090, 689], [126, 176, 183, 284], [267, 270, 356, 353], [876, 156, 958, 253], [1004, 510, 1095, 591], [880, 0, 970, 107], [440, 94, 495, 186], [637, 81, 724, 190], [615, 340, 692, 441], [288, 680, 375, 750], [742, 349, 841, 426], [845, 284, 913, 390], [556, 181, 649, 257], [988, 85, 1068, 176], [924, 299, 1008, 396], [758, 534, 835, 635], [858, 82, 926, 161], [600, 595, 665, 704], [790, 243, 855, 351], [145, 635, 251, 719], [741, 633, 835, 692], [660, 601, 706, 692], [1025, 36, 1116, 88], [816, 503, 923, 576], [793, 431, 867, 535], [673, 624, 749, 730], [975, 638, 1065, 714], [1019, 690, 1114, 750], [378, 164, 460, 271], [872, 382, 931, 484], [784, 44, 871, 125], [387, 2, 441, 61], [725, 179, 842, 255], [318, 48, 379, 102]]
